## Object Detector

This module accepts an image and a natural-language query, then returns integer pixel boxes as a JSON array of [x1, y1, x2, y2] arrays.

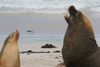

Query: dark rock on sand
[[26, 30, 34, 33], [55, 57, 59, 59], [27, 50, 33, 53], [20, 50, 51, 54], [41, 43, 56, 48], [53, 50, 60, 53]]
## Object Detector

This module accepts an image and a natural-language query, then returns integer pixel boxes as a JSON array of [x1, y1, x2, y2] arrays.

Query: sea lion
[[61, 6, 100, 67], [0, 30, 20, 67]]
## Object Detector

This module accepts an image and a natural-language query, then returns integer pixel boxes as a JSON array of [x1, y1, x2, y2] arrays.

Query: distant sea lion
[[61, 6, 100, 67], [0, 30, 20, 67]]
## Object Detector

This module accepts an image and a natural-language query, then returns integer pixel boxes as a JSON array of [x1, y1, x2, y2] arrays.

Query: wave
[[0, 0, 100, 14]]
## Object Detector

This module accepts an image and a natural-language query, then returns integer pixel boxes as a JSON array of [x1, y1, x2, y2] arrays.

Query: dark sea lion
[[0, 30, 20, 67], [62, 6, 100, 67]]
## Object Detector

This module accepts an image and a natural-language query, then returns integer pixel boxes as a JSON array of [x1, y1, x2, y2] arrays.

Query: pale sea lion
[[0, 30, 20, 67], [60, 6, 100, 67]]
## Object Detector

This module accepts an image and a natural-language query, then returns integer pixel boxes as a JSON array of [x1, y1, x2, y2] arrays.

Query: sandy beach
[[19, 42, 63, 67], [0, 41, 100, 67], [0, 42, 63, 67]]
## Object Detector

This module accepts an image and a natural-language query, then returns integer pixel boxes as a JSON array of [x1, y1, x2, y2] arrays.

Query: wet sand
[[0, 10, 100, 35], [0, 13, 67, 35]]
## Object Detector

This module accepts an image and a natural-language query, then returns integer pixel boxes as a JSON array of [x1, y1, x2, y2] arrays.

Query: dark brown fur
[[62, 6, 100, 67]]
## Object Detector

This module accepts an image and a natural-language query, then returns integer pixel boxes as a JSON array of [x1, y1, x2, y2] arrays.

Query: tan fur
[[82, 12, 95, 35], [0, 30, 20, 67]]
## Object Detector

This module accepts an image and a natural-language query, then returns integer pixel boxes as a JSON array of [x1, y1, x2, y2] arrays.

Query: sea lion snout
[[64, 6, 78, 24], [14, 30, 18, 32], [68, 6, 78, 16], [14, 30, 19, 35], [14, 30, 19, 41], [14, 30, 19, 34], [64, 6, 82, 24]]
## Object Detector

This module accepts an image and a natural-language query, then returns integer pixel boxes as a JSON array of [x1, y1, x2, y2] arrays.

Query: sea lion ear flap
[[64, 15, 70, 24]]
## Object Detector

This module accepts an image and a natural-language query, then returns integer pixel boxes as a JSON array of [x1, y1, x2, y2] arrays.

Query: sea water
[[0, 0, 100, 14]]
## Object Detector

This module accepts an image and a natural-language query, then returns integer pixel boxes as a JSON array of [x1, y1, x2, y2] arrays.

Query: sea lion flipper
[[56, 62, 66, 67]]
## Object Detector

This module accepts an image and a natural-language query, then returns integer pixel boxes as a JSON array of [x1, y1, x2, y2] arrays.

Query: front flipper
[[55, 62, 66, 67]]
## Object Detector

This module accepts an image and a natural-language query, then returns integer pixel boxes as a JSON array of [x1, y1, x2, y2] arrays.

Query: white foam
[[0, 0, 100, 14], [91, 7, 100, 12]]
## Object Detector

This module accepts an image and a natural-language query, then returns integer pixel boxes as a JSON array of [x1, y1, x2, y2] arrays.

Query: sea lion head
[[4, 30, 19, 44], [64, 6, 89, 26], [9, 30, 19, 41], [64, 6, 82, 24], [64, 5, 94, 37]]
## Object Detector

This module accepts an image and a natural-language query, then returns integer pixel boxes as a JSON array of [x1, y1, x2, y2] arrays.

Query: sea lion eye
[[12, 35, 13, 37], [10, 34, 14, 38]]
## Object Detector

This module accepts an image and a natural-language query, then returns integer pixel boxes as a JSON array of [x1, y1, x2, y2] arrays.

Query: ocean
[[0, 0, 100, 14], [0, 0, 100, 42]]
